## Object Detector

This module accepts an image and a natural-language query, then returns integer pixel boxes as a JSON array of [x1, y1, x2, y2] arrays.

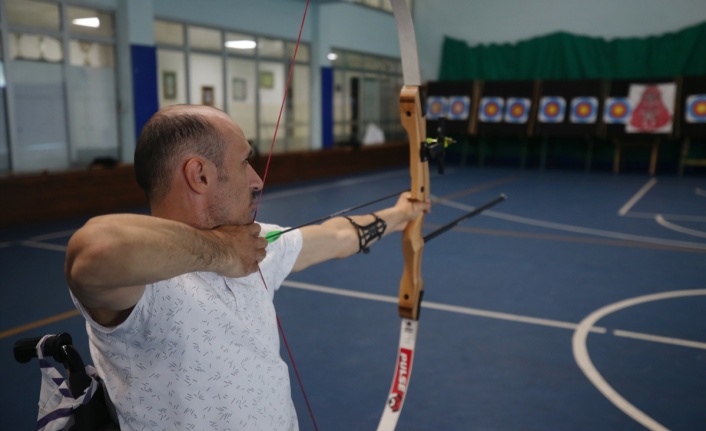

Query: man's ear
[[183, 157, 213, 194]]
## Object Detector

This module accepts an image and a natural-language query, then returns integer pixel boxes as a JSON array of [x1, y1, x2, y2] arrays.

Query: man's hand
[[209, 223, 268, 277], [292, 192, 432, 271], [389, 192, 431, 232]]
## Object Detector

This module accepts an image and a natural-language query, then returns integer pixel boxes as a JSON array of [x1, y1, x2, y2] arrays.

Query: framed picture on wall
[[260, 71, 274, 89], [201, 86, 214, 106], [232, 78, 246, 101], [163, 71, 177, 99]]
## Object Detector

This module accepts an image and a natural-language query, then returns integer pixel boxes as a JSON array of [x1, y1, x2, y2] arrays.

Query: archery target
[[479, 97, 504, 123], [570, 97, 598, 124], [426, 96, 448, 120], [686, 94, 706, 123], [626, 83, 675, 133], [504, 97, 531, 124], [604, 97, 632, 124], [447, 96, 470, 120], [538, 96, 566, 123]]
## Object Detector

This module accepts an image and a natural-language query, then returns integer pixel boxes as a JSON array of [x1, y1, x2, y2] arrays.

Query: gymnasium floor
[[1, 166, 705, 430]]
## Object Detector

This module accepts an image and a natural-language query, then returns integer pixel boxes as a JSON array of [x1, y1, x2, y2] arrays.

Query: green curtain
[[439, 21, 706, 81]]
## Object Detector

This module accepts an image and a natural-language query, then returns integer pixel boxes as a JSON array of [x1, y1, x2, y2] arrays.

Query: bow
[[377, 1, 428, 429], [262, 3, 505, 429]]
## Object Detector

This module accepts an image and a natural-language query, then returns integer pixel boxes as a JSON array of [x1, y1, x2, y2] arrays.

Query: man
[[65, 104, 429, 430]]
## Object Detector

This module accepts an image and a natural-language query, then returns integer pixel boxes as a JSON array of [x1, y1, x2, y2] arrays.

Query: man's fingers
[[249, 222, 262, 236], [210, 223, 270, 277], [256, 246, 266, 263]]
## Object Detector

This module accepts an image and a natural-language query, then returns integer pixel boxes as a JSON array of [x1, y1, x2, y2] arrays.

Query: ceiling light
[[72, 17, 100, 28], [225, 40, 256, 49], [327, 53, 338, 61]]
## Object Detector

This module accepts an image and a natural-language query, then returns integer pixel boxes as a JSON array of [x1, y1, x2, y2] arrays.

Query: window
[[9, 33, 63, 62], [259, 37, 285, 59], [0, 35, 8, 172], [344, 0, 413, 13], [3, 0, 118, 174], [330, 49, 404, 146], [155, 21, 184, 46], [154, 19, 311, 154], [188, 26, 221, 52], [68, 6, 114, 38], [6, 0, 60, 32], [226, 32, 256, 57]]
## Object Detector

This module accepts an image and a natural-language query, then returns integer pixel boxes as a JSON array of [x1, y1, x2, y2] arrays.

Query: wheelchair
[[14, 333, 119, 431]]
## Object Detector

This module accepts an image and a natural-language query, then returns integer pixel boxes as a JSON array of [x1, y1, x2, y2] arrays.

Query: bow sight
[[421, 120, 455, 174]]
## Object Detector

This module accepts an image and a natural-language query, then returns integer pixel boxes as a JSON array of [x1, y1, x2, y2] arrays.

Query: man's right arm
[[65, 214, 266, 326]]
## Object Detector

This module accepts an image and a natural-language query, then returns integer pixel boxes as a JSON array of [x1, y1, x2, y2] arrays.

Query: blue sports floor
[[1, 166, 705, 430]]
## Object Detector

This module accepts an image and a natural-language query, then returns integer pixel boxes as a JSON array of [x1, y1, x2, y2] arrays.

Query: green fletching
[[265, 230, 282, 243]]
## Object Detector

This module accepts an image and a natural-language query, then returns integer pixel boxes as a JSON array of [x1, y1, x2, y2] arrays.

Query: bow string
[[251, 1, 318, 430]]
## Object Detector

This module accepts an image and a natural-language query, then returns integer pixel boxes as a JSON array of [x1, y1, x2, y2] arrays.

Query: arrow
[[265, 190, 407, 243], [423, 194, 507, 243]]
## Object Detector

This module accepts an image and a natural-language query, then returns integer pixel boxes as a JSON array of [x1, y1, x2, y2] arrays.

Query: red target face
[[544, 102, 560, 117], [604, 98, 631, 123], [574, 102, 592, 118], [484, 103, 499, 116], [429, 101, 444, 116], [687, 96, 706, 122], [610, 103, 627, 117], [451, 101, 465, 115]]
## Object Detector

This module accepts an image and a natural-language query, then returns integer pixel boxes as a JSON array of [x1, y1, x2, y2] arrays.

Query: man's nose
[[248, 164, 264, 191]]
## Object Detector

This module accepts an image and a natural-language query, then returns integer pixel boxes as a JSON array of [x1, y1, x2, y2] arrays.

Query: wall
[[415, 0, 706, 81], [318, 2, 400, 63], [0, 143, 408, 226], [152, 0, 313, 41], [147, 0, 706, 88], [6, 0, 703, 173], [146, 0, 403, 150]]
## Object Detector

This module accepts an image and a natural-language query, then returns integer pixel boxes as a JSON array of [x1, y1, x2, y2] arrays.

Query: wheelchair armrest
[[13, 333, 74, 363]]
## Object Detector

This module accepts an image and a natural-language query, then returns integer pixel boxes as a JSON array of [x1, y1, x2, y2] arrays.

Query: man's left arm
[[292, 192, 429, 272]]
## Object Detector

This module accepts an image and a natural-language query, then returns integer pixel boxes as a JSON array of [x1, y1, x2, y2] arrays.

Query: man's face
[[208, 115, 263, 226]]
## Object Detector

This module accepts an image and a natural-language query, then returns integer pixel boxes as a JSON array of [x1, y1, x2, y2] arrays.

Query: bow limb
[[378, 1, 428, 430]]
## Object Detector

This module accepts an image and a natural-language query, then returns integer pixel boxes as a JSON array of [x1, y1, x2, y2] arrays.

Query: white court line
[[618, 178, 658, 216], [285, 280, 706, 350], [614, 330, 706, 350], [261, 168, 453, 202], [18, 229, 702, 351], [695, 188, 706, 198], [438, 199, 706, 251], [261, 170, 407, 201], [29, 229, 77, 241], [12, 170, 409, 252], [283, 280, 605, 333], [421, 301, 602, 332], [626, 211, 706, 223], [20, 241, 68, 252], [283, 280, 604, 333], [284, 280, 706, 350], [572, 289, 706, 431], [655, 214, 706, 239]]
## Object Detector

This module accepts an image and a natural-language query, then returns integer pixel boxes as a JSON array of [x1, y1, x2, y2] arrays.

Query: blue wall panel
[[131, 44, 159, 142], [321, 66, 334, 149]]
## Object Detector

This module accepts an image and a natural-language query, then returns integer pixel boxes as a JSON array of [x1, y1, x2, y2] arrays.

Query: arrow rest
[[420, 119, 455, 174]]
